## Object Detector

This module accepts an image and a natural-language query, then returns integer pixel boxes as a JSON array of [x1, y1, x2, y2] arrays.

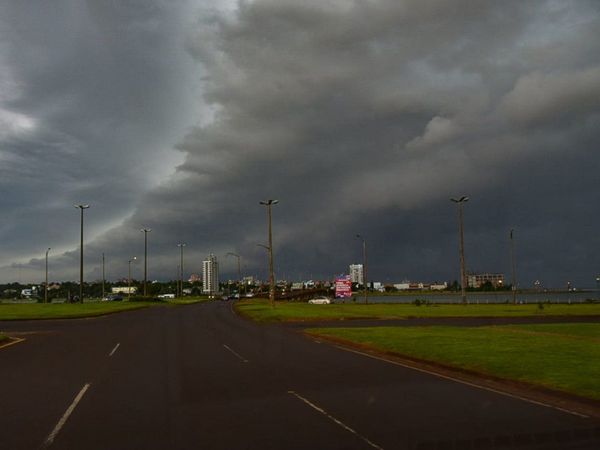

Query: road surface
[[1, 301, 599, 449]]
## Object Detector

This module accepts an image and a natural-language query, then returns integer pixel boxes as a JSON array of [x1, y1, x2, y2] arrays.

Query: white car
[[308, 296, 331, 305], [158, 293, 175, 299]]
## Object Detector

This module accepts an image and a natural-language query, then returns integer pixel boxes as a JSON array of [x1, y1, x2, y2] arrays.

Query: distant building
[[188, 273, 201, 283], [467, 273, 504, 289], [112, 286, 137, 294], [203, 254, 219, 296], [349, 264, 364, 285]]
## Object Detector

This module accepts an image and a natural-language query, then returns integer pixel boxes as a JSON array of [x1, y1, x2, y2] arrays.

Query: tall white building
[[203, 254, 219, 296], [349, 264, 364, 285]]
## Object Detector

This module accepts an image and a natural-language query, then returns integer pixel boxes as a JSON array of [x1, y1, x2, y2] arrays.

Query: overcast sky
[[1, 0, 599, 288]]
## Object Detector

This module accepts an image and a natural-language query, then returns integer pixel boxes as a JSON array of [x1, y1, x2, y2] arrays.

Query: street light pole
[[45, 247, 51, 303], [260, 200, 278, 308], [128, 257, 137, 300], [356, 235, 368, 304], [450, 196, 469, 304], [102, 253, 106, 300], [74, 204, 90, 303], [227, 252, 242, 299], [140, 228, 152, 296], [510, 229, 517, 304], [177, 243, 186, 297]]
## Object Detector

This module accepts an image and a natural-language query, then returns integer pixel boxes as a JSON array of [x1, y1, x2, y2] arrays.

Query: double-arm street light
[[128, 257, 137, 300], [177, 243, 186, 297], [356, 234, 368, 304], [226, 252, 242, 298], [75, 204, 90, 303], [260, 200, 278, 307], [450, 196, 469, 304], [140, 228, 152, 296], [45, 247, 51, 303]]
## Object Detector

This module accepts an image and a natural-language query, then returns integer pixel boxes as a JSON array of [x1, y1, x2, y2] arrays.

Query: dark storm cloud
[[3, 0, 600, 287]]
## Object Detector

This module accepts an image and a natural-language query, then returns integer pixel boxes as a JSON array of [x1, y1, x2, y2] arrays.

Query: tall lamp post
[[128, 257, 137, 300], [227, 252, 242, 299], [45, 247, 51, 303], [260, 199, 278, 308], [356, 234, 368, 304], [510, 229, 517, 304], [102, 253, 106, 300], [450, 196, 469, 304], [177, 243, 186, 297], [74, 204, 90, 303], [140, 228, 152, 296]]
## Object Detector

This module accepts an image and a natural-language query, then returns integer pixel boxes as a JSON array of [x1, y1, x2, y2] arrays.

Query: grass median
[[307, 323, 600, 400], [0, 301, 164, 320], [236, 299, 600, 322]]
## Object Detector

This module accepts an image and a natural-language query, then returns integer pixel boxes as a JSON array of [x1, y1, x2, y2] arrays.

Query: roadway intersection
[[1, 301, 599, 449]]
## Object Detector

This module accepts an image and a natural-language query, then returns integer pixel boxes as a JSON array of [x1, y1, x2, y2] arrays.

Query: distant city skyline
[[1, 1, 599, 288]]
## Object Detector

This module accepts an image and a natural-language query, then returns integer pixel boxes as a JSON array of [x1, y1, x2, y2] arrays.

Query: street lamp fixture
[[74, 204, 90, 303], [45, 248, 51, 303], [177, 243, 186, 297], [259, 200, 278, 308], [128, 257, 137, 300], [356, 234, 368, 304], [140, 228, 152, 296], [450, 196, 469, 304]]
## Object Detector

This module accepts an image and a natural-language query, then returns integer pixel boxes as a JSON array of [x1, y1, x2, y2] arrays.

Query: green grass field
[[236, 299, 600, 322], [0, 298, 209, 321], [307, 323, 600, 400]]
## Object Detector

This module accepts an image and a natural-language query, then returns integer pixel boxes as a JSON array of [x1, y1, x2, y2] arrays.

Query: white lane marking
[[108, 342, 120, 357], [334, 345, 589, 419], [288, 390, 385, 450], [43, 383, 91, 447], [223, 344, 249, 363], [0, 337, 26, 350]]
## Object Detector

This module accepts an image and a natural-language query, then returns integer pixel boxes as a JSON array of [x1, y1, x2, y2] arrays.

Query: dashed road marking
[[108, 342, 120, 357], [43, 383, 91, 447], [223, 344, 249, 363], [288, 390, 384, 449]]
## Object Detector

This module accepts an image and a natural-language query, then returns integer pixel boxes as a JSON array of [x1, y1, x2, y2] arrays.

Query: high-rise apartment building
[[203, 253, 219, 296], [349, 264, 364, 285]]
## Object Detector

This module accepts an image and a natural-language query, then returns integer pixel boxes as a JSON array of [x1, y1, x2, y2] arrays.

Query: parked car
[[158, 293, 175, 299], [308, 296, 331, 305], [102, 294, 123, 302]]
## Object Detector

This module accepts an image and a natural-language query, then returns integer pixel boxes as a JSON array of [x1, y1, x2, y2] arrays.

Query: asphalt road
[[1, 301, 599, 449]]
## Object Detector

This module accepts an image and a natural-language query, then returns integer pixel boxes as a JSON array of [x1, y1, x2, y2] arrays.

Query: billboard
[[335, 275, 352, 298]]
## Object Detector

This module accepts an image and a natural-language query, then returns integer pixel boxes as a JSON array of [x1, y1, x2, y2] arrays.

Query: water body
[[341, 291, 600, 304]]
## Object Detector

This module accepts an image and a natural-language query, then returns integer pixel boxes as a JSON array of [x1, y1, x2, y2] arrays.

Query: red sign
[[335, 275, 352, 298]]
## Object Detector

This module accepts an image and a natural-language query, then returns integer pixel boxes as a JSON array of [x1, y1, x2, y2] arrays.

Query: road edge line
[[333, 344, 589, 419], [0, 336, 26, 350]]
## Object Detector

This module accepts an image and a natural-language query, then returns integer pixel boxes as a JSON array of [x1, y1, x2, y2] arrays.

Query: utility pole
[[260, 200, 278, 308], [128, 257, 137, 300], [227, 252, 242, 298], [74, 204, 90, 303], [451, 196, 469, 304], [140, 228, 152, 296]]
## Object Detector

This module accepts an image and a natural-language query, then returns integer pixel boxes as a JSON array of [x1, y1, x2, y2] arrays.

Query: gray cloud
[[2, 0, 600, 289]]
